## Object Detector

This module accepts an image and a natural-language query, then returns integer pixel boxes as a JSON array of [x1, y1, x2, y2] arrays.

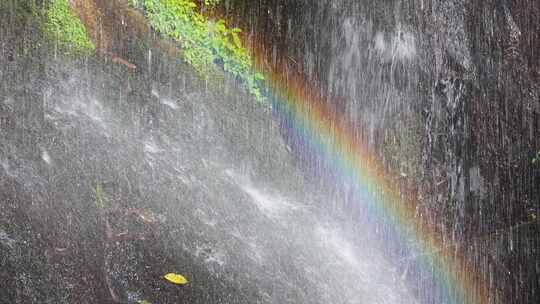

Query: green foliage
[[204, 0, 221, 8], [45, 0, 95, 55], [131, 0, 264, 102]]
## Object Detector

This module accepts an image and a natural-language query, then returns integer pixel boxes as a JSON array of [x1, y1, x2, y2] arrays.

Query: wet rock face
[[1, 3, 419, 304], [229, 0, 539, 302], [1, 1, 539, 303], [0, 7, 270, 303]]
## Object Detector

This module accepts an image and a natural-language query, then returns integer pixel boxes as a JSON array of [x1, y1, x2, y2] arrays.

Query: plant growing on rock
[[45, 0, 95, 55], [130, 0, 264, 102]]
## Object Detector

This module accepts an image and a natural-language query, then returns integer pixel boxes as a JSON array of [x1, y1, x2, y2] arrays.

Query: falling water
[[1, 1, 539, 303]]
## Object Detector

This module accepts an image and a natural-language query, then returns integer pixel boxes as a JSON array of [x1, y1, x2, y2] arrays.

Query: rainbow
[[94, 1, 491, 301], [250, 50, 491, 304]]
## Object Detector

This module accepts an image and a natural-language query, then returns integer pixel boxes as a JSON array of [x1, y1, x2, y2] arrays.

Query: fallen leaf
[[164, 273, 188, 285]]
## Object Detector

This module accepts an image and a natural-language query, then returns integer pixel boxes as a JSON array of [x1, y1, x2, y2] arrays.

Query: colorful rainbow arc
[[67, 0, 491, 301], [250, 49, 491, 304]]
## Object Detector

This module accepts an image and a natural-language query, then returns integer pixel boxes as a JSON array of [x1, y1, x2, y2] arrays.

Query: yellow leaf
[[164, 273, 188, 285]]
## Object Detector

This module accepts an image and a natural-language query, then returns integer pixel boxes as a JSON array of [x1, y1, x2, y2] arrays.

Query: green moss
[[45, 0, 95, 55], [131, 0, 264, 102]]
